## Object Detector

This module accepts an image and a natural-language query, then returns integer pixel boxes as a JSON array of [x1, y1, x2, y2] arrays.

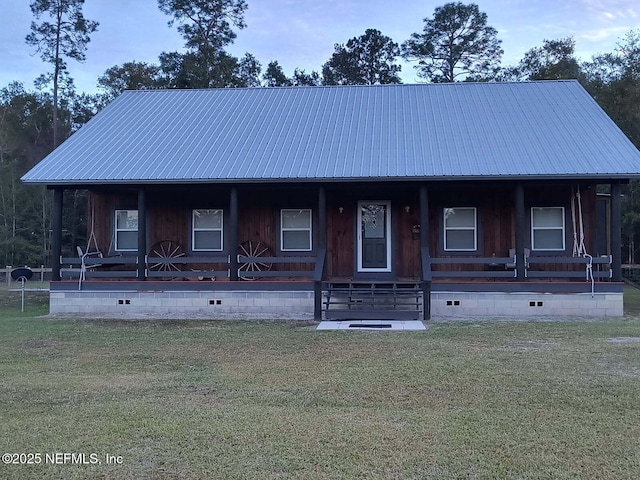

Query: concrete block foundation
[[50, 289, 315, 319], [431, 291, 623, 318], [49, 286, 623, 320]]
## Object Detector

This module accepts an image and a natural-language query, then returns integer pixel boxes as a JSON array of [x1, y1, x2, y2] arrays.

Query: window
[[115, 210, 138, 251], [444, 207, 477, 251], [281, 209, 312, 251], [192, 209, 223, 251], [531, 207, 565, 251]]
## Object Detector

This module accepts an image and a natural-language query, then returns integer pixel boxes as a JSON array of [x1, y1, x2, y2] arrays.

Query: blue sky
[[1, 0, 638, 93]]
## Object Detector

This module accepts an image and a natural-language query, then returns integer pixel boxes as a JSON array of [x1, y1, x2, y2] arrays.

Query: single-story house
[[21, 81, 640, 319]]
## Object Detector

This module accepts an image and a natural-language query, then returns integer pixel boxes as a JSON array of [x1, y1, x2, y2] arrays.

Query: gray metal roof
[[21, 81, 640, 185]]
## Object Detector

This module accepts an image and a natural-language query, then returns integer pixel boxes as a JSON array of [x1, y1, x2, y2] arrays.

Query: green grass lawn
[[0, 286, 639, 479]]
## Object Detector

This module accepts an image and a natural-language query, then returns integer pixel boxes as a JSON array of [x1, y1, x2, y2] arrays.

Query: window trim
[[280, 208, 313, 252], [114, 209, 138, 252], [191, 209, 224, 252], [443, 207, 478, 252], [531, 206, 566, 251]]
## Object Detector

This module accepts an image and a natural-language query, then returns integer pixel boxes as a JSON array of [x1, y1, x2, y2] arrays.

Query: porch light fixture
[[412, 224, 420, 240], [339, 207, 344, 213], [405, 205, 411, 213]]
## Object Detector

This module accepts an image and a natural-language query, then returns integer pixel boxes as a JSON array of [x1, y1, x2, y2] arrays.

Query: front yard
[[0, 286, 639, 479]]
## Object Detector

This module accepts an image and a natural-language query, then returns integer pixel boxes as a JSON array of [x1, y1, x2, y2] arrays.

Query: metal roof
[[21, 81, 640, 185]]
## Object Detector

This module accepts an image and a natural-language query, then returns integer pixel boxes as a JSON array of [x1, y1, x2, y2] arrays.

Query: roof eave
[[23, 173, 639, 187]]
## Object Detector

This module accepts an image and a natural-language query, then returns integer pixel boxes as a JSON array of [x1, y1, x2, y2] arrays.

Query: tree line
[[2, 0, 640, 268]]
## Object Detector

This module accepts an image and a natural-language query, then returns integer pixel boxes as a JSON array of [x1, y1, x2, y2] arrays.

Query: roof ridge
[[122, 80, 580, 95]]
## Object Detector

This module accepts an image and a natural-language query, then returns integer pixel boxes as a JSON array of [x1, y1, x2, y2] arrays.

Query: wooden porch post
[[137, 188, 147, 281], [229, 187, 239, 281], [610, 182, 622, 282], [318, 186, 327, 250], [51, 187, 64, 280], [314, 185, 326, 320], [515, 184, 526, 281], [419, 184, 431, 320]]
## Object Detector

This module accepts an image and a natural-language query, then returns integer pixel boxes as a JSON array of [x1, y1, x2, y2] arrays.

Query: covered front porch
[[48, 181, 625, 319]]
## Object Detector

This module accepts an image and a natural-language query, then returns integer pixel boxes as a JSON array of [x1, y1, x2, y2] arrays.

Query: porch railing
[[60, 256, 139, 280], [427, 254, 613, 281], [430, 256, 517, 278], [146, 255, 230, 280], [60, 252, 323, 281], [236, 255, 317, 279], [60, 253, 614, 283], [525, 255, 612, 280]]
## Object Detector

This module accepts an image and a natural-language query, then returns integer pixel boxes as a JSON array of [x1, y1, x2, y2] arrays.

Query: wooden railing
[[236, 255, 317, 279], [430, 256, 517, 278], [146, 255, 229, 280], [421, 246, 432, 282], [426, 254, 613, 281], [61, 253, 322, 281], [525, 255, 612, 279], [314, 249, 326, 320], [60, 256, 138, 279]]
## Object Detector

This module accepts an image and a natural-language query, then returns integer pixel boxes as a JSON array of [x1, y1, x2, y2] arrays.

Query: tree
[[98, 61, 165, 99], [158, 0, 248, 88], [26, 0, 98, 148], [292, 68, 320, 86], [0, 83, 55, 266], [582, 30, 640, 264], [506, 37, 582, 81], [263, 61, 292, 87], [322, 29, 401, 85], [401, 2, 502, 82], [158, 50, 256, 88], [583, 30, 640, 148], [235, 53, 262, 87], [261, 63, 321, 87]]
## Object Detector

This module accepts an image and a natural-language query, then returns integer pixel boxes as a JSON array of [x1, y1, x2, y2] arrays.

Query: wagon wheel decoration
[[238, 240, 273, 280], [147, 240, 186, 272]]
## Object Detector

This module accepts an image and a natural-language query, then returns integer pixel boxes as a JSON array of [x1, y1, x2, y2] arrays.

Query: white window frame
[[280, 209, 313, 252], [531, 207, 565, 251], [114, 209, 138, 252], [443, 207, 477, 252], [192, 209, 224, 252]]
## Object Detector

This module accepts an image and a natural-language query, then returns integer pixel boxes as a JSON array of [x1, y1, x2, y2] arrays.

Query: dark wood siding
[[326, 197, 355, 278], [86, 182, 600, 281]]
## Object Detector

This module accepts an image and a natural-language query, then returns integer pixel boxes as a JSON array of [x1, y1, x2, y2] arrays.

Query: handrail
[[313, 249, 326, 321]]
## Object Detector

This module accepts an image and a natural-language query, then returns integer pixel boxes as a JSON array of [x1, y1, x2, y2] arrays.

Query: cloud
[[578, 0, 638, 22]]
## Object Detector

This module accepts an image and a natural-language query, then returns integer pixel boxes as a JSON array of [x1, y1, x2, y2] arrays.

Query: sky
[[1, 0, 639, 94]]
